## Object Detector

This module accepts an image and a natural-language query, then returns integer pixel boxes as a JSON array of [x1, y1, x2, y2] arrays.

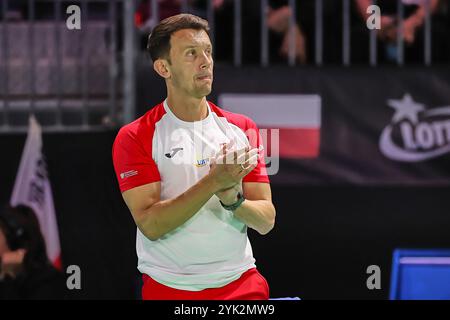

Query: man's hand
[[378, 15, 420, 45], [402, 17, 419, 45], [267, 6, 292, 34], [209, 143, 259, 192], [216, 184, 240, 206], [0, 249, 26, 279], [280, 24, 307, 64], [378, 16, 397, 42]]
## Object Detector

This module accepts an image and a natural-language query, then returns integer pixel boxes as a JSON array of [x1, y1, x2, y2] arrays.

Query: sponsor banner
[[380, 94, 450, 162], [293, 88, 450, 185], [139, 66, 450, 184], [217, 69, 450, 185]]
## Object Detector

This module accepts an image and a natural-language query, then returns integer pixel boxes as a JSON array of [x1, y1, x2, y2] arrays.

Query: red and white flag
[[10, 116, 62, 269], [219, 94, 321, 158]]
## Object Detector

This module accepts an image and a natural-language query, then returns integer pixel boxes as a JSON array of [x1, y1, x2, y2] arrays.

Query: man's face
[[166, 29, 213, 98]]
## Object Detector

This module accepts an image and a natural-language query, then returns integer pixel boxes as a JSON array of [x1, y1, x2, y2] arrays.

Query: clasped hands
[[208, 140, 259, 205]]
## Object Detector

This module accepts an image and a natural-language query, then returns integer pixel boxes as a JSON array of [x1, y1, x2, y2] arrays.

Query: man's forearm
[[409, 0, 439, 28], [138, 175, 219, 240], [233, 200, 276, 235]]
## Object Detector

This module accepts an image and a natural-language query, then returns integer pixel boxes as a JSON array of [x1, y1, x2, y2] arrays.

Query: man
[[112, 14, 276, 300]]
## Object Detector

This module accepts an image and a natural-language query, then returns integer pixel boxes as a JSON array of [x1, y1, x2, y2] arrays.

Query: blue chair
[[389, 249, 450, 300]]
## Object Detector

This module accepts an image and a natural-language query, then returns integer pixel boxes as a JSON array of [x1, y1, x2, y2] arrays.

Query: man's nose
[[200, 52, 212, 69]]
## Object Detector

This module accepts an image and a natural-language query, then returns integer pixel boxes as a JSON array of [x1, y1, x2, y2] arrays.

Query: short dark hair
[[147, 14, 210, 63]]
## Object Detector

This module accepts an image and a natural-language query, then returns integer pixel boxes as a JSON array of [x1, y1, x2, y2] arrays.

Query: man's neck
[[166, 94, 209, 122]]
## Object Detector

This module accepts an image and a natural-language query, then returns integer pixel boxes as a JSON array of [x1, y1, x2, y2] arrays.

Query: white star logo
[[387, 94, 425, 124]]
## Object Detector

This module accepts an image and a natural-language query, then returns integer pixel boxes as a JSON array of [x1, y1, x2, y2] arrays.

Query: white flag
[[219, 94, 322, 158], [10, 115, 62, 269]]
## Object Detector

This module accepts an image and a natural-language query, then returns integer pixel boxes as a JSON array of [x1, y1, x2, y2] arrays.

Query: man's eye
[[187, 50, 195, 56]]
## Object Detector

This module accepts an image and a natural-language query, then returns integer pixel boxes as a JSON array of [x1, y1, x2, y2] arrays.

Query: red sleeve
[[242, 118, 270, 184], [112, 124, 161, 193]]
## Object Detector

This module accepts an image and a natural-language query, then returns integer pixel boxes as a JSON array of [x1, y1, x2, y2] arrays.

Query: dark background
[[1, 66, 450, 299], [1, 130, 449, 299]]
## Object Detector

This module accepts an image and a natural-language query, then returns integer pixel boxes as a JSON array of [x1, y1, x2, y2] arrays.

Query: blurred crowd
[[136, 0, 450, 64], [135, 0, 450, 64], [2, 0, 450, 64]]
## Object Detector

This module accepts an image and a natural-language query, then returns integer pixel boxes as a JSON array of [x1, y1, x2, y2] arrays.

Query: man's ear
[[153, 59, 171, 79]]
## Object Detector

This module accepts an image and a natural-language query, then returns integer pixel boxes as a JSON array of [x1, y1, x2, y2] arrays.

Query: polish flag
[[219, 94, 321, 158], [10, 116, 62, 270]]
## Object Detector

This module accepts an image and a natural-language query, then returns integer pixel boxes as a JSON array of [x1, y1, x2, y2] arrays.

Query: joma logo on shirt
[[165, 147, 183, 158]]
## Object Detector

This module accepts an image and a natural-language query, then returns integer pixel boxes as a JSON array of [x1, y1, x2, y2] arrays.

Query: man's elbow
[[258, 220, 275, 235], [144, 231, 161, 241], [135, 214, 163, 241], [258, 208, 276, 235], [137, 222, 161, 241]]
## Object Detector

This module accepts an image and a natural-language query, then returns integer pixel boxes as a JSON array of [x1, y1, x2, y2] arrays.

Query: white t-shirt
[[113, 99, 269, 291]]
